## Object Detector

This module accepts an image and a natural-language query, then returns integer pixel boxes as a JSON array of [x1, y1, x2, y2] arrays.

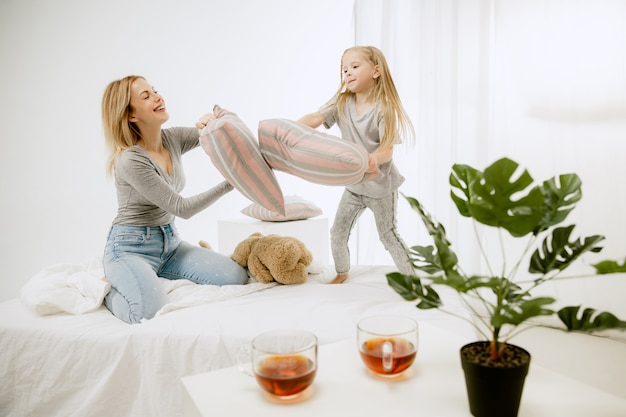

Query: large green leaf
[[403, 194, 450, 244], [450, 164, 481, 217], [403, 194, 459, 274], [529, 225, 605, 274], [492, 297, 555, 328], [433, 233, 459, 272], [408, 245, 445, 275], [452, 158, 545, 237], [386, 272, 442, 309], [558, 306, 626, 331], [538, 174, 582, 231], [593, 259, 626, 274], [386, 272, 422, 301]]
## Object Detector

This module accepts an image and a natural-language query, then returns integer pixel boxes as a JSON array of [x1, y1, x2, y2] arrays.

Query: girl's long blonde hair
[[102, 75, 144, 175], [322, 46, 415, 150]]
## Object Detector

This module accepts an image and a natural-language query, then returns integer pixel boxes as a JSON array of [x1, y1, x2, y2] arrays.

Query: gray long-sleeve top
[[112, 126, 232, 226]]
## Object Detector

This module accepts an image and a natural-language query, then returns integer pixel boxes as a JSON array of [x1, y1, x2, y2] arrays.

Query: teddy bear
[[231, 232, 313, 284]]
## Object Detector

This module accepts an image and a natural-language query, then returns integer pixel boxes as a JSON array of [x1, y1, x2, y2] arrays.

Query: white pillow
[[241, 195, 322, 222]]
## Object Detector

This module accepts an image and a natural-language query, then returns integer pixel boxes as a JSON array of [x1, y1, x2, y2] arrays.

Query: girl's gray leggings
[[330, 189, 414, 276]]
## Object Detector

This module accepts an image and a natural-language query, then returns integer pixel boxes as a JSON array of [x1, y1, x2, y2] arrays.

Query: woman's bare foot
[[329, 273, 349, 284]]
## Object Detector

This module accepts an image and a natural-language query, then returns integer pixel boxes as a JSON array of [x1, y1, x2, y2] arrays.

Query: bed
[[0, 259, 475, 417]]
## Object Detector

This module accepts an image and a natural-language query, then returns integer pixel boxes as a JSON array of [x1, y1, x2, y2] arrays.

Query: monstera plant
[[386, 157, 626, 417]]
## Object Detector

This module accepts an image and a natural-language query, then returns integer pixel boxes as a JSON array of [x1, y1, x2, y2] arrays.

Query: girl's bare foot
[[329, 273, 349, 284]]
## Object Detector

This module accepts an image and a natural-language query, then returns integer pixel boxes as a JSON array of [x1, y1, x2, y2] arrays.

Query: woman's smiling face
[[128, 78, 169, 126]]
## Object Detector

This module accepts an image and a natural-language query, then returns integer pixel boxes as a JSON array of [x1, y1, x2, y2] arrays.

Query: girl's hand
[[297, 112, 326, 129], [366, 155, 378, 173], [366, 147, 393, 173], [195, 112, 216, 130], [368, 148, 393, 171]]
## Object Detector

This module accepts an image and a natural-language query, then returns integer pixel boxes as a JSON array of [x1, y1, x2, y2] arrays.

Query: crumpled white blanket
[[20, 258, 110, 316], [19, 257, 278, 317]]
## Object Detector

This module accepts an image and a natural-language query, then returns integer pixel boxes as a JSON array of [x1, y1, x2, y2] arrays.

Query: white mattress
[[0, 264, 475, 417]]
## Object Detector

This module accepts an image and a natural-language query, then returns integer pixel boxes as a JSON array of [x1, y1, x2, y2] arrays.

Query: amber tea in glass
[[254, 354, 317, 397], [357, 316, 419, 377], [359, 337, 417, 375], [238, 329, 318, 399]]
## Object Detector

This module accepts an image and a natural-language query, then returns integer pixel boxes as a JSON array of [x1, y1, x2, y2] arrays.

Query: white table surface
[[181, 322, 626, 417]]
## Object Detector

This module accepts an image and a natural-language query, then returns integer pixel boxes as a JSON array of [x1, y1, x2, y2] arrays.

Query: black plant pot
[[460, 341, 531, 417]]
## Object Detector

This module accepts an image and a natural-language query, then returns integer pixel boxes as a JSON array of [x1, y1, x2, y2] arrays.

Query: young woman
[[101, 75, 248, 324], [298, 46, 415, 284]]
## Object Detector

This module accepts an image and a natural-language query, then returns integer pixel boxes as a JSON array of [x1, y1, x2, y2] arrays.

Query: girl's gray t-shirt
[[321, 97, 404, 198], [112, 127, 232, 226]]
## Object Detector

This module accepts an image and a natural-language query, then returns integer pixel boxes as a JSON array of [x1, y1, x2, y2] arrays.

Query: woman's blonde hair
[[102, 75, 144, 175], [323, 46, 414, 150]]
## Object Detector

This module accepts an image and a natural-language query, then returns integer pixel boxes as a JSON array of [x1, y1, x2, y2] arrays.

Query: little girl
[[298, 45, 415, 284]]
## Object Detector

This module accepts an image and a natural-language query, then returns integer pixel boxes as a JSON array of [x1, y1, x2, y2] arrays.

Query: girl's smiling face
[[341, 49, 380, 95], [128, 78, 169, 126]]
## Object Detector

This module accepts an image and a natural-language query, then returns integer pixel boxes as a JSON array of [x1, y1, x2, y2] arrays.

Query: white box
[[218, 217, 329, 265]]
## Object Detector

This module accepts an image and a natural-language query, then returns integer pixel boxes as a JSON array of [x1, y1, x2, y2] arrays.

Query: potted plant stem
[[386, 157, 626, 417]]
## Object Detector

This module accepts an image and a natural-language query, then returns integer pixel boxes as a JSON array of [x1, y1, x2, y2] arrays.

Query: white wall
[[0, 0, 355, 301]]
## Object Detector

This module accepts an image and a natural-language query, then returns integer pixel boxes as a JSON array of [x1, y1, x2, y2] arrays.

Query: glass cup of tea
[[238, 329, 318, 400], [357, 315, 419, 378]]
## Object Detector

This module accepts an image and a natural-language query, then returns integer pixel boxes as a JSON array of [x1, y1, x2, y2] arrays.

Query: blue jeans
[[103, 224, 248, 324]]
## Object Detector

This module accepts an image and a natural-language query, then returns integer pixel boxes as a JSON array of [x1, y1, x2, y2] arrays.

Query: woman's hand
[[195, 112, 216, 130]]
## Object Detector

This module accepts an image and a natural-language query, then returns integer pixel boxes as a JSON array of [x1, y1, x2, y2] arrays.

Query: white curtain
[[351, 0, 626, 300], [351, 0, 495, 269]]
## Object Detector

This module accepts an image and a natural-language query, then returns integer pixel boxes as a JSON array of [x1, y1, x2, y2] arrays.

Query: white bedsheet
[[0, 264, 476, 417], [19, 257, 283, 317]]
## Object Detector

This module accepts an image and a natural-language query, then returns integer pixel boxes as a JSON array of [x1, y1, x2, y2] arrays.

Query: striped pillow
[[241, 195, 322, 222], [258, 119, 379, 186], [199, 108, 285, 215]]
